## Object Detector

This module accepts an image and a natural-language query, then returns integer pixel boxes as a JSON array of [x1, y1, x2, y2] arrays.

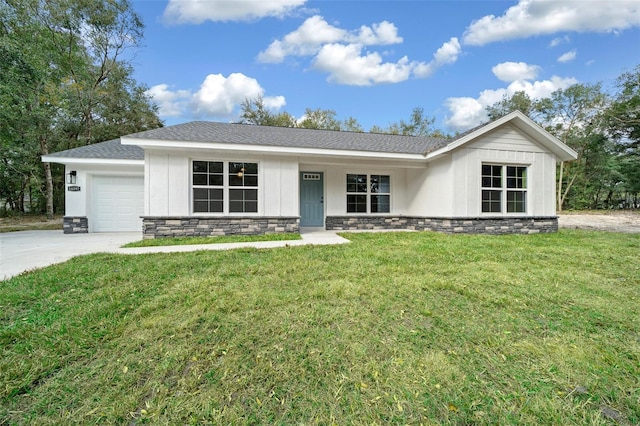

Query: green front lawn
[[1, 230, 638, 424]]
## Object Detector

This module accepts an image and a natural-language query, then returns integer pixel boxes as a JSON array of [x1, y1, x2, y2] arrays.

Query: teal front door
[[300, 172, 324, 227]]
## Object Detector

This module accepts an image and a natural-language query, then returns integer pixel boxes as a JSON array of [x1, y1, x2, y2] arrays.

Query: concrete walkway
[[113, 229, 349, 256], [0, 229, 349, 280]]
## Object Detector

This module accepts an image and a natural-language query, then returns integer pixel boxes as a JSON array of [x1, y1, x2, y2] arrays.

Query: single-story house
[[42, 111, 578, 237]]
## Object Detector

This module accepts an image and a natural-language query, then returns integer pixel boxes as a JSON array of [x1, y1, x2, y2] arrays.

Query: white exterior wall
[[419, 155, 453, 217], [146, 150, 299, 217], [64, 163, 143, 217], [301, 163, 409, 216], [449, 124, 558, 217]]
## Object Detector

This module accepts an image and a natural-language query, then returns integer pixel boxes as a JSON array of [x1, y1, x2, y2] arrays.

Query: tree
[[485, 91, 539, 121], [239, 97, 296, 127], [370, 107, 441, 137], [298, 108, 342, 130], [605, 65, 640, 207], [0, 0, 161, 216], [535, 83, 608, 211]]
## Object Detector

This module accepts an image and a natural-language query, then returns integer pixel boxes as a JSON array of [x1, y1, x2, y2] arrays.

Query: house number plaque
[[67, 186, 81, 192]]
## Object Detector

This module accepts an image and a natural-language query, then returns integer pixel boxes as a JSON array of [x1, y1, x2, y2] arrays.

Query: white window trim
[[345, 172, 392, 215], [480, 163, 529, 215], [191, 160, 261, 216]]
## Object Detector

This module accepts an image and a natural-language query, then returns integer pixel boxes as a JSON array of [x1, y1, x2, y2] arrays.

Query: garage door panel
[[92, 176, 144, 232]]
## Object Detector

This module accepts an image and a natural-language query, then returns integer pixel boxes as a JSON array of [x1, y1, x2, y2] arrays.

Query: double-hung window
[[481, 164, 527, 213], [346, 174, 390, 213], [192, 160, 258, 214]]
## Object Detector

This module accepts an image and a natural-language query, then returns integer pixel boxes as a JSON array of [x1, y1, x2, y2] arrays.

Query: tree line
[[1, 0, 162, 217]]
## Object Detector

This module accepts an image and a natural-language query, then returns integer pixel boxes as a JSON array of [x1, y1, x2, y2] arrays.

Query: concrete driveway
[[0, 231, 140, 280]]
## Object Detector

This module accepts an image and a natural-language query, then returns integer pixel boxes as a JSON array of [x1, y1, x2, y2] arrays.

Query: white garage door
[[92, 176, 144, 232]]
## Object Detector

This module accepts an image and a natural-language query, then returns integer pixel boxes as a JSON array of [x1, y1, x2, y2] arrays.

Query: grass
[[1, 230, 638, 424], [123, 233, 302, 248]]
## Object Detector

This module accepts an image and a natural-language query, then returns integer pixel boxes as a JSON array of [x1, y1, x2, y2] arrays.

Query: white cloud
[[145, 84, 191, 117], [164, 0, 306, 24], [414, 37, 462, 78], [257, 15, 347, 63], [558, 49, 577, 63], [463, 0, 640, 46], [549, 35, 570, 47], [259, 15, 459, 85], [444, 75, 578, 132], [492, 62, 540, 82], [146, 73, 285, 119], [312, 43, 413, 86], [257, 15, 402, 63]]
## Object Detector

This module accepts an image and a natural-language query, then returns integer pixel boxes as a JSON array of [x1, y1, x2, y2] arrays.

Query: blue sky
[[131, 0, 640, 134]]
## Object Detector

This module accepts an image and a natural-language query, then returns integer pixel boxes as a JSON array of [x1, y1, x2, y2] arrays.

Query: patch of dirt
[[558, 211, 640, 233], [0, 215, 63, 232]]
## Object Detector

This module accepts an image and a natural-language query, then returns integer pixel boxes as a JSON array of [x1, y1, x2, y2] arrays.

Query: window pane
[[347, 174, 367, 193], [371, 195, 390, 213], [482, 190, 501, 213], [209, 188, 223, 200], [370, 175, 390, 194], [244, 176, 258, 187], [194, 187, 223, 213], [194, 201, 208, 212], [229, 189, 243, 201], [507, 191, 526, 213], [229, 189, 258, 213], [193, 161, 208, 172], [209, 175, 223, 186], [210, 161, 223, 173], [229, 162, 243, 174], [193, 188, 208, 199], [245, 189, 258, 201], [482, 164, 502, 188], [244, 163, 258, 174], [229, 175, 243, 186], [229, 201, 244, 213], [379, 175, 390, 193], [506, 166, 527, 189], [347, 194, 367, 213], [245, 201, 258, 213], [193, 174, 207, 185]]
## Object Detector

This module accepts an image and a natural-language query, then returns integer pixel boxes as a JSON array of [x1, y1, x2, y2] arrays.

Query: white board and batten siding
[[145, 151, 299, 217], [449, 124, 557, 217]]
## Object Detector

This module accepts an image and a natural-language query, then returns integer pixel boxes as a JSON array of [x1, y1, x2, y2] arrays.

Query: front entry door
[[300, 172, 324, 227]]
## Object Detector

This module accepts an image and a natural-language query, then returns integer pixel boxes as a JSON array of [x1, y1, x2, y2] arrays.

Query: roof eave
[[121, 137, 428, 161], [41, 156, 144, 166]]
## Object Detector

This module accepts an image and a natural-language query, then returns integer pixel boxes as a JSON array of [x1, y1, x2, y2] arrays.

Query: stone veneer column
[[63, 216, 89, 234]]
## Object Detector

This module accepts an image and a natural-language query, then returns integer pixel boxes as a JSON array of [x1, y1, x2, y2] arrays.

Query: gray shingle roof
[[45, 139, 143, 160], [46, 122, 452, 161], [125, 121, 449, 155]]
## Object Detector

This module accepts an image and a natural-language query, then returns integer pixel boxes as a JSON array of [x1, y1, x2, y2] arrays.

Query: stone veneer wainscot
[[142, 216, 300, 239], [325, 216, 558, 234]]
